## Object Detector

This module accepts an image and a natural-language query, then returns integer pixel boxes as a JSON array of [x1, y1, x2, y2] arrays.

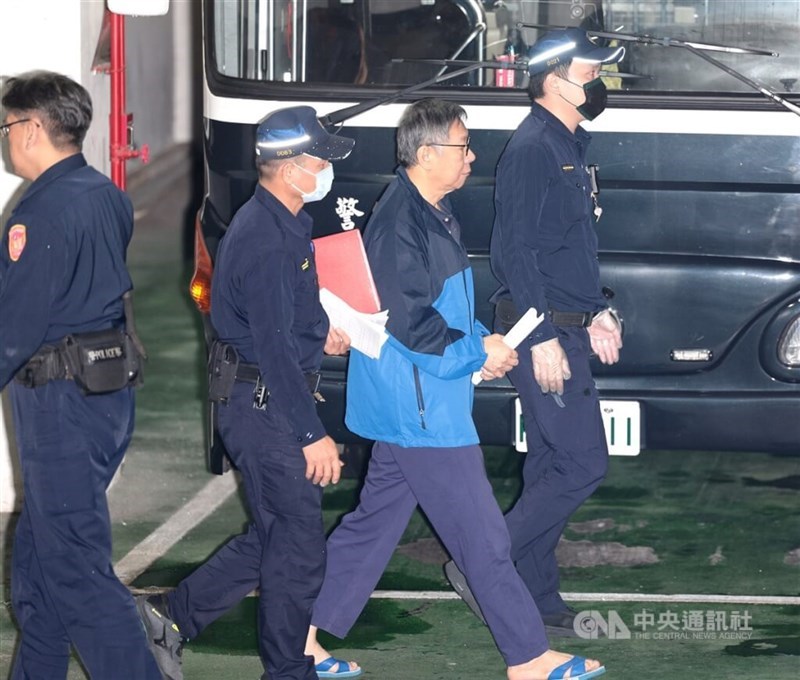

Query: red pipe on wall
[[108, 11, 148, 191]]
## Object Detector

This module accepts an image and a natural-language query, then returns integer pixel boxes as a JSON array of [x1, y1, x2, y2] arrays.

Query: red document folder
[[312, 229, 381, 314]]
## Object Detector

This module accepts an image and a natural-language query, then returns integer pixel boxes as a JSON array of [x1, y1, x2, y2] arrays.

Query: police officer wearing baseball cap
[[491, 28, 624, 637], [446, 28, 626, 656], [138, 106, 356, 680]]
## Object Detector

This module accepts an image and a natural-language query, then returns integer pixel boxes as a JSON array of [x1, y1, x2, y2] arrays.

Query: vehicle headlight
[[778, 315, 800, 367]]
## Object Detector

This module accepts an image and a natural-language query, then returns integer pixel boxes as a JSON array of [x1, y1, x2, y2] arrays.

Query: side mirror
[[107, 0, 169, 16]]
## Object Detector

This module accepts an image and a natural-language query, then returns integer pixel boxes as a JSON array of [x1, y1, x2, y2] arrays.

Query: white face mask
[[291, 162, 334, 203]]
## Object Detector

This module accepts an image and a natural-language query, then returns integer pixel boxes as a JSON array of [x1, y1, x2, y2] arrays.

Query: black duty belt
[[15, 326, 145, 394], [495, 298, 595, 328], [235, 362, 321, 394], [15, 345, 68, 387], [548, 310, 595, 327]]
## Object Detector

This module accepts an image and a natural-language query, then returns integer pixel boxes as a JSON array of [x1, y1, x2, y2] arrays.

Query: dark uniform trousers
[[503, 326, 609, 614], [8, 380, 162, 680], [167, 382, 325, 680], [312, 441, 549, 666]]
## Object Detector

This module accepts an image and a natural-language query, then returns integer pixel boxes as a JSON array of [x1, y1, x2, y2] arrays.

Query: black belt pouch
[[62, 328, 140, 394], [207, 341, 239, 403], [494, 298, 521, 333]]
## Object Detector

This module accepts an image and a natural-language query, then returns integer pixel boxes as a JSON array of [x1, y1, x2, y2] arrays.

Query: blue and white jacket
[[345, 167, 489, 448]]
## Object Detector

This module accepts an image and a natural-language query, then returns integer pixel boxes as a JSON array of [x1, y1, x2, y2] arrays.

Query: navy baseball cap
[[255, 105, 355, 161], [527, 28, 625, 76]]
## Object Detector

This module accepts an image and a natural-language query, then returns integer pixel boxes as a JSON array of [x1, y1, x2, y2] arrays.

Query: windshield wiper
[[518, 23, 800, 117], [318, 62, 487, 128], [317, 53, 650, 132], [393, 58, 650, 80]]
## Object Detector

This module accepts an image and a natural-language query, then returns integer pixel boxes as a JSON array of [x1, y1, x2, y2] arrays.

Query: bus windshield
[[211, 0, 800, 96]]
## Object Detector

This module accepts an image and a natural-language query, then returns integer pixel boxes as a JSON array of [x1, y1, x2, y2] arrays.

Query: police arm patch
[[8, 224, 27, 262]]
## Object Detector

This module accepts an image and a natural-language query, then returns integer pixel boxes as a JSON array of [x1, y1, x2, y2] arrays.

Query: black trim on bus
[[600, 180, 800, 194], [440, 175, 800, 194]]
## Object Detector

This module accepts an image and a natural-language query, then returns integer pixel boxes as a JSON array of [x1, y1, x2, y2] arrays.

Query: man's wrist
[[531, 319, 558, 345], [594, 307, 623, 334]]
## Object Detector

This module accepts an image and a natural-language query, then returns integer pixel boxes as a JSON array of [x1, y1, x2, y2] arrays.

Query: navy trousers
[[503, 326, 609, 614], [8, 381, 161, 680], [312, 441, 549, 666], [167, 384, 325, 680]]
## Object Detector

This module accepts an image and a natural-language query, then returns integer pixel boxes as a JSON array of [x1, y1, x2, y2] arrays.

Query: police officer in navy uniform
[[0, 72, 162, 678], [138, 106, 355, 680], [446, 29, 626, 636], [492, 29, 625, 634]]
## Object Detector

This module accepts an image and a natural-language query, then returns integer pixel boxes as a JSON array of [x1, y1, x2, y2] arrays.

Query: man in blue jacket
[[305, 99, 605, 680]]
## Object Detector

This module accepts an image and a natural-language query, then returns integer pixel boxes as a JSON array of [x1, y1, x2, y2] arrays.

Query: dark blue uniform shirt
[[490, 102, 606, 344], [0, 154, 133, 388], [211, 184, 329, 445]]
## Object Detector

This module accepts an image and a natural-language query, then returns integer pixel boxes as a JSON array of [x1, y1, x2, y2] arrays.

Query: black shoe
[[541, 607, 579, 637], [136, 594, 184, 680], [444, 560, 487, 625]]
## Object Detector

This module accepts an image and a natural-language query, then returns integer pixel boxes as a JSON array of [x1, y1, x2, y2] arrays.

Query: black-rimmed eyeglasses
[[428, 136, 471, 156], [0, 119, 32, 138]]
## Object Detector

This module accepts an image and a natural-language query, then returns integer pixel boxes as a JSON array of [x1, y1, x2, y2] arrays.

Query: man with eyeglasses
[[0, 71, 163, 678], [304, 98, 605, 680], [0, 118, 32, 136]]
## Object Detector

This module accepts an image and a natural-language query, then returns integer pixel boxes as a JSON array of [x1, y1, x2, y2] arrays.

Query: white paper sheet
[[472, 307, 544, 385], [319, 288, 388, 360]]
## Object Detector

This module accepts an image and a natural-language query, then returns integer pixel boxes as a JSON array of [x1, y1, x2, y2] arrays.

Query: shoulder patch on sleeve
[[8, 224, 26, 262]]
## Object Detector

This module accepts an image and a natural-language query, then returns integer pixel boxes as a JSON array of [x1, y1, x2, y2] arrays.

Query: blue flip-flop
[[315, 656, 362, 678], [548, 656, 606, 680]]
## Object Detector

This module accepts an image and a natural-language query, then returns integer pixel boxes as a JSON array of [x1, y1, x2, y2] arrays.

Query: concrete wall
[[0, 0, 197, 511]]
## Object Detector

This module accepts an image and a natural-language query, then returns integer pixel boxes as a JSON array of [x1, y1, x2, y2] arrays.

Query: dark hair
[[2, 71, 92, 150], [257, 156, 294, 179], [527, 61, 572, 101], [397, 98, 466, 168]]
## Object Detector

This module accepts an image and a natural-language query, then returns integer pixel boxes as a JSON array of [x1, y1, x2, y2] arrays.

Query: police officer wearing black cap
[[492, 28, 625, 634], [447, 29, 626, 639], [137, 106, 355, 680], [1, 71, 160, 678]]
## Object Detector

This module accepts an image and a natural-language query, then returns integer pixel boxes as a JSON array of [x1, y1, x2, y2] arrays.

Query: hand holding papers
[[319, 288, 388, 359], [472, 307, 544, 385]]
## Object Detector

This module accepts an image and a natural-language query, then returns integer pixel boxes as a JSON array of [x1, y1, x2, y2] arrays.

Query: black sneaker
[[541, 607, 580, 638], [136, 595, 184, 680], [444, 560, 487, 625]]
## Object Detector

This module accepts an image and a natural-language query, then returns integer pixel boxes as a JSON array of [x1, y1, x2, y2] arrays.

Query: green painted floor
[[1, 161, 798, 679]]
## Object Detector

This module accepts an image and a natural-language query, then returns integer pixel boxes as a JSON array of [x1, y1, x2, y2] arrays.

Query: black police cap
[[255, 106, 355, 161], [527, 28, 625, 76]]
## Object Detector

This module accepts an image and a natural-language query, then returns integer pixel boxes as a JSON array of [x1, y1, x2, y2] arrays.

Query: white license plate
[[514, 398, 641, 456]]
